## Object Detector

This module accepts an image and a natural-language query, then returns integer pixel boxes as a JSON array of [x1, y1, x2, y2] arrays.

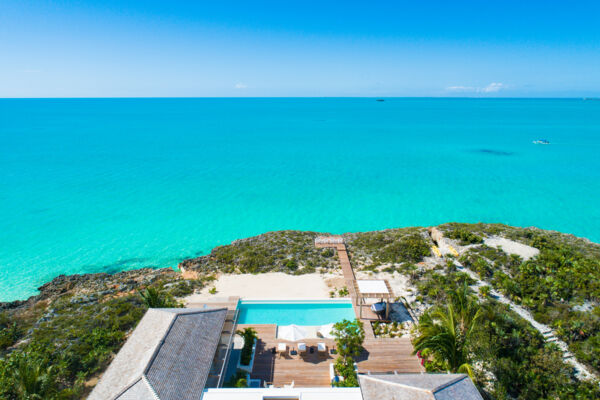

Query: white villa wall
[[202, 387, 362, 400]]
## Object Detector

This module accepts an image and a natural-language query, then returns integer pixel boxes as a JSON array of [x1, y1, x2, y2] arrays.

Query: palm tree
[[12, 357, 56, 400], [413, 284, 481, 377], [139, 287, 178, 308]]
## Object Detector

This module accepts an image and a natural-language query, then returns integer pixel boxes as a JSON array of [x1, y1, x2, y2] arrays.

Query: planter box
[[237, 343, 256, 373]]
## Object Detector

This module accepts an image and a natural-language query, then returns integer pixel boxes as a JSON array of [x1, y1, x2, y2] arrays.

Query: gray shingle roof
[[146, 309, 227, 399], [89, 307, 228, 400], [359, 373, 483, 400], [115, 378, 156, 400]]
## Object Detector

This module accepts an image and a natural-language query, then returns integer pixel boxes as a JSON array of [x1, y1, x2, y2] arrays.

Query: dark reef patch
[[475, 149, 514, 156]]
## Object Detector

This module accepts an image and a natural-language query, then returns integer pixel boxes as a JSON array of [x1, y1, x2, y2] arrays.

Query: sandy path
[[454, 260, 596, 380], [484, 236, 539, 260]]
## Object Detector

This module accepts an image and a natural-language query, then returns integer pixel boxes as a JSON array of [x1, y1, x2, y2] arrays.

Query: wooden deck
[[315, 236, 423, 371], [238, 323, 423, 388], [240, 324, 334, 387], [186, 296, 240, 310]]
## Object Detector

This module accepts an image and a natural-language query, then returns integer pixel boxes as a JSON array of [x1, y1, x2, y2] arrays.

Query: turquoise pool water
[[237, 300, 355, 325]]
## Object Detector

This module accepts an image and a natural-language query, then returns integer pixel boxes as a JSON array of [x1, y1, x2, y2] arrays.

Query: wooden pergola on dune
[[354, 279, 394, 320]]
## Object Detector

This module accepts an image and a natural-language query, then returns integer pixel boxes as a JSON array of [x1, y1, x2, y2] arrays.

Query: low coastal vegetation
[[455, 225, 600, 376], [0, 224, 598, 398], [411, 270, 600, 399], [0, 270, 196, 399], [180, 230, 338, 275], [346, 228, 432, 266], [371, 320, 403, 338]]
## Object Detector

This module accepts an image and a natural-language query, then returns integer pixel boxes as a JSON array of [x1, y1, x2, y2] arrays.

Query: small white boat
[[533, 139, 550, 144]]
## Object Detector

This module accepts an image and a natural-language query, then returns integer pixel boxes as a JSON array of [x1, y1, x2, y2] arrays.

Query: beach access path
[[315, 236, 423, 373], [456, 261, 597, 381], [431, 230, 597, 381]]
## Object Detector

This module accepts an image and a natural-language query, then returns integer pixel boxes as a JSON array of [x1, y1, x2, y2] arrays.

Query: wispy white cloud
[[446, 82, 506, 94], [481, 82, 504, 93], [234, 83, 247, 89], [446, 85, 476, 92]]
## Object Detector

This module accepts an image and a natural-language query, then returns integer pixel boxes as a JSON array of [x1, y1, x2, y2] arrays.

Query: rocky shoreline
[[1, 268, 181, 312], [4, 224, 598, 311], [1, 223, 599, 399]]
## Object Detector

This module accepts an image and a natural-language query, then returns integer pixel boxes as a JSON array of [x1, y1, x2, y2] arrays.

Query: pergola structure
[[353, 279, 394, 320]]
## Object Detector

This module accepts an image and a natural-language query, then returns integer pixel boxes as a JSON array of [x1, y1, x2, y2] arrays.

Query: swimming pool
[[237, 300, 355, 326]]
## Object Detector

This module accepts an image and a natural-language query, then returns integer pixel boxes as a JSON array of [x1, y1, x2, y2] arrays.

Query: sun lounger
[[317, 342, 327, 355], [277, 343, 288, 358], [298, 342, 307, 356]]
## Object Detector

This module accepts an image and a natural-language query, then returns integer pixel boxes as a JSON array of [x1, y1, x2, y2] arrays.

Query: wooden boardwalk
[[315, 236, 423, 370]]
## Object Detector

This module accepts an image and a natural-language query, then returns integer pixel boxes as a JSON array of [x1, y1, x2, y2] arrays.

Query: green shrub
[[379, 234, 431, 263], [0, 313, 21, 351], [321, 248, 334, 258], [285, 258, 298, 271], [333, 356, 358, 387], [332, 319, 365, 359], [139, 287, 181, 308], [224, 370, 248, 388], [237, 328, 258, 366], [331, 319, 364, 387], [446, 228, 484, 245]]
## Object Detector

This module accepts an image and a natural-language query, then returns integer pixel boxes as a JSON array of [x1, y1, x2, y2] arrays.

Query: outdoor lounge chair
[[317, 342, 327, 356], [298, 342, 307, 356], [277, 342, 288, 358]]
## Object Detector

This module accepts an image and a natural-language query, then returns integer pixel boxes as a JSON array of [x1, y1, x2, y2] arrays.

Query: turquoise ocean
[[1, 98, 599, 301]]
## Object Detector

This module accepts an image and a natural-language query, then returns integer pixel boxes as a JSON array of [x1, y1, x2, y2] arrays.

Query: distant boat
[[533, 139, 550, 145], [376, 99, 385, 102]]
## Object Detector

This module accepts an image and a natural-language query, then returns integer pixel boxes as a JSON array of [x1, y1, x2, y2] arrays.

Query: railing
[[216, 308, 240, 388], [315, 236, 345, 244]]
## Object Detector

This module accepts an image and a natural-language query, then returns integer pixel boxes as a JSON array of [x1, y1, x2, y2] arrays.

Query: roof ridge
[[360, 373, 470, 394], [359, 374, 434, 394], [143, 311, 180, 375], [141, 374, 161, 400], [432, 374, 468, 392], [111, 376, 144, 400], [141, 307, 228, 375], [105, 307, 230, 400]]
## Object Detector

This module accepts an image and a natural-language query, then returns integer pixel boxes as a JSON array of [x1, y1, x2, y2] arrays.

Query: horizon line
[[1, 96, 597, 100]]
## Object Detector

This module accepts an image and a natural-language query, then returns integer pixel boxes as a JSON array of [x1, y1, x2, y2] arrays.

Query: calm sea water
[[1, 98, 599, 301]]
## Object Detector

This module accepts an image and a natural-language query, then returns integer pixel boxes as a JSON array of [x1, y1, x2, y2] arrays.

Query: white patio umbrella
[[317, 323, 335, 339], [277, 324, 308, 341]]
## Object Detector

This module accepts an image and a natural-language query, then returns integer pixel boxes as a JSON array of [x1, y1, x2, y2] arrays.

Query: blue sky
[[1, 0, 599, 97]]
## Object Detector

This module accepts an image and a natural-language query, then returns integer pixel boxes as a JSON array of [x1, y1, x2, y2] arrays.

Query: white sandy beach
[[184, 272, 346, 303], [184, 269, 418, 305]]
